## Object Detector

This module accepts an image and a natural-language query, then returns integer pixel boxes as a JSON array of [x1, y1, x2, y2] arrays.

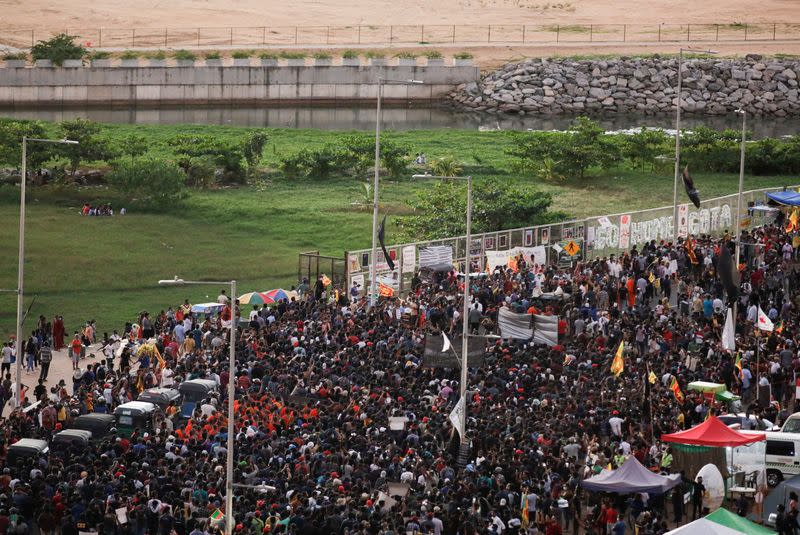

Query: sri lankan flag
[[610, 341, 624, 377], [521, 494, 529, 528], [776, 321, 784, 334], [670, 376, 684, 403], [786, 208, 799, 233], [685, 237, 699, 265], [648, 371, 657, 384], [734, 353, 743, 381], [378, 282, 394, 297]]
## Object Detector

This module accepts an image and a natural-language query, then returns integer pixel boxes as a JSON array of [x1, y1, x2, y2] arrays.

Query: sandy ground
[[1, 0, 798, 31]]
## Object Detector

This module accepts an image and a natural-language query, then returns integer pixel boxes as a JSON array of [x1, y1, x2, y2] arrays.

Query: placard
[[402, 245, 416, 273], [618, 214, 631, 249]]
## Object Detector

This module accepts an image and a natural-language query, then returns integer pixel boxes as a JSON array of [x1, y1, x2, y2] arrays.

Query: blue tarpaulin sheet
[[767, 190, 800, 206]]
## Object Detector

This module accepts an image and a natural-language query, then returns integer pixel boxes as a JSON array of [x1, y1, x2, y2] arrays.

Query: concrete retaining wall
[[0, 65, 479, 107]]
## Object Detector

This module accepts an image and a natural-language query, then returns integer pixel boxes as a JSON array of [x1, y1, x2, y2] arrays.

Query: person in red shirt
[[70, 334, 83, 370]]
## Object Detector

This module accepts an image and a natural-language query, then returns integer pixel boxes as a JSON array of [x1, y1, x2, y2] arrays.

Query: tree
[[30, 33, 86, 66], [58, 118, 113, 177], [621, 128, 670, 170], [169, 134, 244, 182], [398, 178, 563, 240], [242, 130, 268, 178], [107, 157, 187, 209], [119, 134, 149, 160], [508, 117, 617, 179], [430, 155, 463, 177], [0, 119, 52, 173]]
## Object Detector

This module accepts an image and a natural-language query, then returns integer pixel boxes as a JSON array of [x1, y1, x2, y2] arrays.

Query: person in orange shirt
[[70, 334, 83, 370], [626, 277, 636, 309]]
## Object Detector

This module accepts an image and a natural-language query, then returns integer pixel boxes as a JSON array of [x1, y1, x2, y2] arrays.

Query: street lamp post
[[15, 137, 77, 410], [412, 174, 472, 442], [158, 277, 237, 535], [672, 48, 717, 239], [369, 78, 424, 308]]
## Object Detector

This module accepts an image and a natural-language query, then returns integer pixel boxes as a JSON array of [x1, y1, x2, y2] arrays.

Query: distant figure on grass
[[52, 315, 65, 351], [70, 333, 83, 370]]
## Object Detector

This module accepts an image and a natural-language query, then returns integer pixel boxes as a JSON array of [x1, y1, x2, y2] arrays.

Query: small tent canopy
[[762, 473, 800, 526], [767, 190, 800, 206], [661, 415, 765, 447], [581, 456, 681, 494], [667, 508, 774, 534]]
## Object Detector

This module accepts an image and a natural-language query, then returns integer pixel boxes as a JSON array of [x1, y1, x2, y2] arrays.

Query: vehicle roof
[[9, 438, 48, 450], [75, 413, 115, 422], [741, 430, 800, 440], [180, 379, 217, 388], [114, 401, 157, 412], [142, 388, 180, 395], [55, 429, 93, 439]]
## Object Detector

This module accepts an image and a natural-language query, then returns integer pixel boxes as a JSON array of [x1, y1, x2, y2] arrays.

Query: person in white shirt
[[217, 290, 229, 305]]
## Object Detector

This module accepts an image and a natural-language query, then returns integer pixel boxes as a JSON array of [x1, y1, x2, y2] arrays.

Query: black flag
[[682, 165, 701, 208], [378, 215, 395, 271], [717, 241, 740, 302]]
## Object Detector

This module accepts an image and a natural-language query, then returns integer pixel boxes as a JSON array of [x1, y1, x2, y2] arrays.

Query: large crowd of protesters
[[0, 221, 798, 535]]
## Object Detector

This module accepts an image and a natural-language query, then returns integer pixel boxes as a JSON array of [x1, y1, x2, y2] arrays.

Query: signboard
[[564, 241, 580, 256]]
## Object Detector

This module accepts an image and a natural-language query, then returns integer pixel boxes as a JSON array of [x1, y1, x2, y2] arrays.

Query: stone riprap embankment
[[448, 56, 800, 116]]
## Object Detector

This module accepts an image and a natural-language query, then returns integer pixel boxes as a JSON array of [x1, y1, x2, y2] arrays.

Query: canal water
[[1, 105, 798, 138]]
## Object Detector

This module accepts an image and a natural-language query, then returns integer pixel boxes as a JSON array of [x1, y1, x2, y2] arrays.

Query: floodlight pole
[[15, 137, 77, 411]]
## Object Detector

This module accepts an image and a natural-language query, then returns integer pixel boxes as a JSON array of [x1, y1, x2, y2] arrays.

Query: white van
[[741, 430, 800, 487], [780, 412, 800, 433]]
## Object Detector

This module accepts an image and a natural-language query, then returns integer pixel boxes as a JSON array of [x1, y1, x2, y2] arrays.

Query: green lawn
[[0, 123, 795, 337]]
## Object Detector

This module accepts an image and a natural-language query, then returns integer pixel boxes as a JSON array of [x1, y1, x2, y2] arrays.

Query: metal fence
[[297, 251, 346, 289], [3, 22, 800, 49], [343, 185, 795, 296]]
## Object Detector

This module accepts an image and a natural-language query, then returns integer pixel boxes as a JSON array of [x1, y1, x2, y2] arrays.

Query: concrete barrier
[[0, 65, 479, 107]]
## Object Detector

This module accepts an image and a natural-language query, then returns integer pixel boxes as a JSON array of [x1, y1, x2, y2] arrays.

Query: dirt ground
[[1, 0, 798, 31]]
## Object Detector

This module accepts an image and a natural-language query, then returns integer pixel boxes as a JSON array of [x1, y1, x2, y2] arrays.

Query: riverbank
[[449, 55, 800, 116]]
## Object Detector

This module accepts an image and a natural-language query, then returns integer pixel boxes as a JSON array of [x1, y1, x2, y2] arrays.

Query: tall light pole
[[732, 109, 747, 321], [15, 137, 77, 409], [369, 78, 424, 307], [413, 174, 473, 442], [672, 48, 717, 239], [158, 277, 237, 535]]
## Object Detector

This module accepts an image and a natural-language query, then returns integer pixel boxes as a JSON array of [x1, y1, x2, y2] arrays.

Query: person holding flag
[[610, 340, 624, 377]]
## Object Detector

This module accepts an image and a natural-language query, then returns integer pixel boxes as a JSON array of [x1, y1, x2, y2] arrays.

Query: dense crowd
[[0, 222, 798, 535]]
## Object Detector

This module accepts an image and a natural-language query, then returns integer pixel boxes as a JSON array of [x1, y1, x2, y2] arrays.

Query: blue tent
[[766, 190, 800, 206]]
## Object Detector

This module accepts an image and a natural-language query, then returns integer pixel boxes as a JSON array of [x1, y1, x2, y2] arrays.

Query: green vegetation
[[172, 50, 196, 61], [0, 119, 796, 335], [258, 52, 278, 60], [312, 52, 332, 60], [424, 50, 443, 59], [364, 51, 385, 59], [89, 51, 111, 60], [120, 50, 140, 60], [453, 52, 474, 60], [395, 52, 417, 59], [342, 50, 359, 59], [205, 51, 222, 60], [30, 33, 85, 66], [231, 50, 251, 59], [3, 52, 28, 61], [107, 157, 187, 208], [279, 51, 306, 60], [145, 51, 166, 60]]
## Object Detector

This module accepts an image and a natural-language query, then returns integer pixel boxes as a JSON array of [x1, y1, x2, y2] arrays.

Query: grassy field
[[0, 122, 795, 337]]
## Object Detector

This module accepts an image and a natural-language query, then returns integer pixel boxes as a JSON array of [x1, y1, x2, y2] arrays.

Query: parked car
[[719, 413, 777, 431]]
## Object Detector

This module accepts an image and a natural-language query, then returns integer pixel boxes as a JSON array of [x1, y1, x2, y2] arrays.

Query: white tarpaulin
[[498, 307, 533, 340], [533, 314, 559, 347], [485, 246, 546, 271], [419, 245, 453, 271], [721, 309, 735, 351]]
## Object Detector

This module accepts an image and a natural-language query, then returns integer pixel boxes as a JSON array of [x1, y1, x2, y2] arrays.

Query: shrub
[[30, 33, 86, 66], [279, 51, 306, 59], [107, 157, 187, 208], [430, 155, 462, 177], [58, 118, 115, 176], [620, 128, 670, 170], [313, 52, 332, 60], [424, 50, 443, 59], [453, 52, 473, 59], [205, 51, 222, 60], [0, 119, 51, 171], [395, 52, 416, 59], [342, 50, 359, 59], [178, 155, 217, 189], [89, 51, 111, 60], [3, 52, 28, 61], [232, 50, 251, 59], [120, 50, 140, 60], [168, 134, 244, 181], [364, 50, 385, 59], [173, 50, 196, 61], [242, 130, 269, 177], [259, 52, 278, 60], [145, 51, 166, 60]]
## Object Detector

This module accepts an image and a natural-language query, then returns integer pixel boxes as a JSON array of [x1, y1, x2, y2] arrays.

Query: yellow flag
[[610, 341, 624, 377], [321, 275, 332, 287], [648, 371, 657, 384], [648, 272, 655, 283]]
